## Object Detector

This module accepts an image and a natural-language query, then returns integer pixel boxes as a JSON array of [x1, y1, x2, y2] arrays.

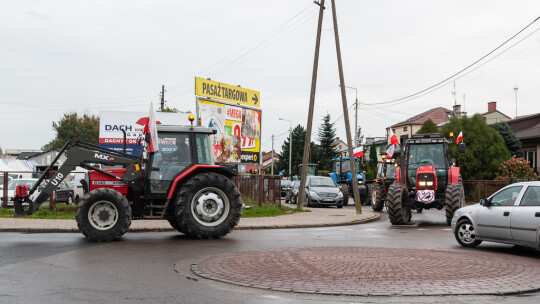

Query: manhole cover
[[193, 247, 540, 296]]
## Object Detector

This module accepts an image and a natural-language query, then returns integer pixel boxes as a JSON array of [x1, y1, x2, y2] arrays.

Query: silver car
[[451, 181, 540, 249]]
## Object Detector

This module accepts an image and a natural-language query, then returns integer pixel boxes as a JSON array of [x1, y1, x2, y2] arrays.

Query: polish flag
[[353, 146, 363, 158], [389, 128, 399, 145], [386, 144, 395, 158], [144, 103, 159, 153], [455, 131, 463, 144]]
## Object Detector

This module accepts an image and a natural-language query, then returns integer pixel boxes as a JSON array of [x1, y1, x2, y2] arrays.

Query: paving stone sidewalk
[[0, 204, 379, 233]]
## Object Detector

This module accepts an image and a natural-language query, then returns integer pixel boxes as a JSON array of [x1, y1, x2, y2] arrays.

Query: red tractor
[[14, 120, 243, 241], [387, 133, 465, 225]]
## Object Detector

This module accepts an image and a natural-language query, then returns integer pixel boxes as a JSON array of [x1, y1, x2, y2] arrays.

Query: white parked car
[[451, 181, 540, 249], [2, 179, 43, 207], [67, 180, 85, 203]]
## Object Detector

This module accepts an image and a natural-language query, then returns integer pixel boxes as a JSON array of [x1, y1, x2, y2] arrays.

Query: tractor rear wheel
[[371, 184, 384, 211], [338, 184, 349, 206], [445, 183, 464, 225], [175, 173, 242, 239], [76, 188, 131, 242], [387, 184, 411, 225]]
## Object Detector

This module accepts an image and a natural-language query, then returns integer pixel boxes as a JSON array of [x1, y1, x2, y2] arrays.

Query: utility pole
[[297, 0, 325, 210], [331, 0, 361, 214], [514, 85, 518, 118], [160, 85, 165, 111], [271, 134, 274, 175]]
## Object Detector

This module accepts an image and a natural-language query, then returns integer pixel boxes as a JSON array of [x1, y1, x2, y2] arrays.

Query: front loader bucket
[[13, 198, 35, 217]]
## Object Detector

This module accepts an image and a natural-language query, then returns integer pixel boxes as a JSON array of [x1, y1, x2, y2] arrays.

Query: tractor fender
[[448, 166, 460, 184], [396, 167, 401, 184], [166, 165, 231, 200], [329, 172, 339, 183]]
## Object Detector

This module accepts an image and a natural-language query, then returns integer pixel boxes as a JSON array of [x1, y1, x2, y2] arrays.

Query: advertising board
[[99, 110, 190, 155], [197, 99, 261, 164]]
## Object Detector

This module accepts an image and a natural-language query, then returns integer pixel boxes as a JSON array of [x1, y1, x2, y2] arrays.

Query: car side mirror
[[480, 198, 490, 207], [458, 142, 466, 153]]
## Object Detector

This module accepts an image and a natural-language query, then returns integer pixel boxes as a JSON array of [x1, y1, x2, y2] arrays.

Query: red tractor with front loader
[[387, 133, 465, 225], [13, 119, 243, 241]]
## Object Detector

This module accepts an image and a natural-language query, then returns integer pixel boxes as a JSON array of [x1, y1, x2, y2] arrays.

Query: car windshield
[[292, 181, 300, 189], [7, 180, 37, 191], [282, 180, 291, 187], [309, 177, 336, 187]]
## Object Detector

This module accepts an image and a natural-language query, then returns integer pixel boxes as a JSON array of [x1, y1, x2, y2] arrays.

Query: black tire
[[76, 188, 131, 242], [338, 184, 349, 206], [366, 184, 373, 205], [166, 216, 185, 233], [75, 195, 80, 204], [454, 218, 482, 247], [371, 184, 384, 211], [67, 194, 74, 205], [387, 184, 411, 225], [175, 173, 242, 239], [416, 208, 423, 213], [445, 183, 464, 225]]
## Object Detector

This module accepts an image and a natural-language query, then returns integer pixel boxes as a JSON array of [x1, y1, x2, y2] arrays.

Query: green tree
[[43, 113, 100, 150], [0, 146, 3, 155], [491, 122, 523, 157], [279, 124, 317, 177], [157, 107, 179, 113], [317, 114, 338, 170], [417, 119, 439, 134], [369, 142, 378, 164], [356, 126, 364, 147], [440, 114, 510, 180]]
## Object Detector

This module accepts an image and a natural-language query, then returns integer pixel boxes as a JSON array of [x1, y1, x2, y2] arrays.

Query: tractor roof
[[157, 125, 216, 134], [407, 133, 447, 144]]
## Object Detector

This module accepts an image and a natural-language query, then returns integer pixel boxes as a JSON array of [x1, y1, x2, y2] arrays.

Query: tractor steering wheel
[[419, 159, 435, 167]]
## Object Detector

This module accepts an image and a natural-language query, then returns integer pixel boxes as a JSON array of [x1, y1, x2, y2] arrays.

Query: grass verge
[[241, 197, 309, 218], [0, 203, 76, 219]]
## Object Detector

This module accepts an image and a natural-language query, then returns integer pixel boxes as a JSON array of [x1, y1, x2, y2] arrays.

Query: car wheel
[[454, 219, 482, 248], [67, 195, 73, 205]]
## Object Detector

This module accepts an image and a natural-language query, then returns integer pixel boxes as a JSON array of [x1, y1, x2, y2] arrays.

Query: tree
[[317, 114, 338, 170], [491, 122, 523, 157], [356, 126, 364, 147], [440, 114, 510, 180], [495, 156, 537, 180], [0, 146, 3, 155], [279, 124, 318, 177], [417, 119, 439, 134], [157, 107, 179, 113], [43, 113, 100, 150]]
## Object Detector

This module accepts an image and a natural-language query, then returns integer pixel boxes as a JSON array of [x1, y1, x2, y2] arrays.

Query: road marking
[[442, 228, 452, 231], [364, 228, 378, 231], [417, 228, 429, 231], [341, 228, 355, 231]]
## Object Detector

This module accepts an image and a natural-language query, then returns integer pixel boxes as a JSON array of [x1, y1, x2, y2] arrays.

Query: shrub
[[495, 156, 537, 180]]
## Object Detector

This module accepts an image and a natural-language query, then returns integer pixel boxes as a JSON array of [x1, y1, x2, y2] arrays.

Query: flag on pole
[[386, 144, 395, 158], [389, 128, 399, 145], [144, 102, 159, 153], [353, 146, 363, 158], [455, 131, 463, 144]]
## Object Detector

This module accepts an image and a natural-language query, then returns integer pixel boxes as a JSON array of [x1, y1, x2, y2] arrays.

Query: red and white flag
[[386, 144, 395, 158], [455, 131, 463, 144], [144, 103, 159, 153], [353, 146, 363, 158], [389, 128, 399, 145]]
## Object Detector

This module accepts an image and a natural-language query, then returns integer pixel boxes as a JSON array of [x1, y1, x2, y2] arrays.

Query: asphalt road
[[0, 204, 539, 304]]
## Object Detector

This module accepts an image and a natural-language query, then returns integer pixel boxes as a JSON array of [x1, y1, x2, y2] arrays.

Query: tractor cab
[[376, 158, 397, 180], [404, 139, 449, 193]]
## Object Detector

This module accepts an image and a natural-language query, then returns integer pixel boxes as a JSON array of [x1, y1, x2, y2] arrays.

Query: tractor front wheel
[[445, 183, 464, 225], [175, 173, 242, 239], [371, 184, 384, 211], [338, 184, 350, 206], [76, 188, 131, 242], [387, 184, 411, 225]]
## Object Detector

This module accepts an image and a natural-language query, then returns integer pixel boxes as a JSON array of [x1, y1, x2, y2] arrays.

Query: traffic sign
[[195, 77, 260, 108]]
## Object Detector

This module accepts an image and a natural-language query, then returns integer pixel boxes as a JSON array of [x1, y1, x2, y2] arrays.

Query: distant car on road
[[302, 176, 344, 208], [280, 180, 291, 197], [285, 180, 300, 204], [451, 181, 540, 249]]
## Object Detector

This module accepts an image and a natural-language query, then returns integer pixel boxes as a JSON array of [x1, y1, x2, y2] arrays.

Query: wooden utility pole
[[296, 0, 325, 210], [331, 0, 361, 214], [160, 85, 165, 111], [271, 134, 274, 175]]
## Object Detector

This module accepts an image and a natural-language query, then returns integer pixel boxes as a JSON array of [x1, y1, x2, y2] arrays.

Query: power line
[[363, 16, 540, 106]]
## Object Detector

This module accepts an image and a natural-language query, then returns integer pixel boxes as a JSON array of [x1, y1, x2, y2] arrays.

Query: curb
[[0, 213, 381, 233]]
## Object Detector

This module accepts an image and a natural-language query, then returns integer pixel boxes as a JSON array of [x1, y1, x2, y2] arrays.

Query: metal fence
[[462, 180, 510, 203], [234, 174, 282, 206]]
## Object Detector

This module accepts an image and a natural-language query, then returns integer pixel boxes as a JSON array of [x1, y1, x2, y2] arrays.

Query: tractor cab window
[[195, 134, 214, 165], [376, 163, 385, 179], [334, 159, 360, 173], [149, 133, 192, 194], [385, 163, 397, 179]]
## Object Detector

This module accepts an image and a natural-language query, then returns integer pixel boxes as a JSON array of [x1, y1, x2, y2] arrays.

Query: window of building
[[338, 145, 342, 150], [525, 151, 537, 170], [404, 127, 408, 132]]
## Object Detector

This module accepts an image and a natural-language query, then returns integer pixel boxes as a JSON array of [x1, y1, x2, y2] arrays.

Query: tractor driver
[[418, 146, 433, 162], [163, 137, 191, 163]]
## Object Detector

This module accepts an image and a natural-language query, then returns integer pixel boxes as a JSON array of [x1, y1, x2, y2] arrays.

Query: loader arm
[[14, 139, 143, 216]]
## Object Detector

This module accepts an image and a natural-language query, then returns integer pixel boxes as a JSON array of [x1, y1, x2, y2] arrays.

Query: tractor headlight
[[416, 173, 435, 189], [426, 181, 433, 186], [358, 181, 364, 185], [419, 181, 426, 187]]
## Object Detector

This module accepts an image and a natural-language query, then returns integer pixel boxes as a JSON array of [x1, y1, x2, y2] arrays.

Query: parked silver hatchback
[[451, 181, 540, 249]]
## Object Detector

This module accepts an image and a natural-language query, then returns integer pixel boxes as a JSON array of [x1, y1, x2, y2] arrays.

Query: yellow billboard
[[195, 77, 260, 108]]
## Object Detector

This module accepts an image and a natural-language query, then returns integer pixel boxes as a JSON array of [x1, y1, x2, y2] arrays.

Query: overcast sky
[[1, 0, 539, 153]]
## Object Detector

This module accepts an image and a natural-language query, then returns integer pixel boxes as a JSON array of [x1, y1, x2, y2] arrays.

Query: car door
[[511, 185, 540, 245], [57, 181, 67, 202], [476, 185, 523, 240]]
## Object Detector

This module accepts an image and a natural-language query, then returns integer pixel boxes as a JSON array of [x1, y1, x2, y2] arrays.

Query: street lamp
[[339, 85, 359, 147], [279, 118, 292, 178]]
